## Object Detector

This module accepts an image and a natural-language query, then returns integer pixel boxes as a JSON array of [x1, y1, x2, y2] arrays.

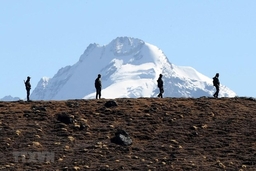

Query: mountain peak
[[0, 95, 20, 101], [110, 37, 145, 56], [31, 37, 236, 100], [110, 36, 144, 45]]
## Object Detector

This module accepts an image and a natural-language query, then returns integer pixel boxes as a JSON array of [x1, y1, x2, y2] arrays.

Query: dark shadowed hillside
[[0, 97, 256, 171]]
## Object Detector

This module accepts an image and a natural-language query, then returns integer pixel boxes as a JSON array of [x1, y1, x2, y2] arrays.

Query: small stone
[[37, 129, 43, 132], [201, 124, 208, 129], [32, 141, 42, 147], [80, 118, 88, 123], [74, 123, 80, 129], [16, 130, 21, 136], [133, 156, 139, 159], [85, 132, 91, 135], [192, 126, 198, 130], [126, 155, 132, 158], [171, 139, 179, 144], [61, 128, 68, 131], [35, 135, 41, 138], [73, 166, 80, 170], [219, 162, 225, 168], [68, 136, 75, 142]]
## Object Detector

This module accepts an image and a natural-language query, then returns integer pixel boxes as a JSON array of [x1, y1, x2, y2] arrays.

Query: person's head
[[27, 76, 31, 80], [98, 74, 101, 78], [215, 73, 219, 77], [159, 74, 162, 78]]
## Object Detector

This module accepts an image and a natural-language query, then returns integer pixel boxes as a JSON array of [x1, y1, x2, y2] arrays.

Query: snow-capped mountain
[[31, 37, 236, 100]]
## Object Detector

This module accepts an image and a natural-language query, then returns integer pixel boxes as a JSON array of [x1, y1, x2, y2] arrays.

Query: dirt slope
[[0, 97, 256, 171]]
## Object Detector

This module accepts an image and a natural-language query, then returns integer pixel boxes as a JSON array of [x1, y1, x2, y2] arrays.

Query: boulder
[[104, 100, 118, 108], [57, 113, 74, 124], [111, 129, 132, 146], [31, 105, 47, 112]]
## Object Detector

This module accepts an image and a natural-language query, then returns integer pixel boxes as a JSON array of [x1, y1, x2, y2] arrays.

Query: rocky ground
[[0, 97, 256, 171]]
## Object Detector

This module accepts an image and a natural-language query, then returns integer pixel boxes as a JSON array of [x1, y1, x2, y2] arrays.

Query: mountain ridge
[[0, 95, 20, 101]]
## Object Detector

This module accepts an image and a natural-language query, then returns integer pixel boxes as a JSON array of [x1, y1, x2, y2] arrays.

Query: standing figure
[[213, 73, 220, 98], [95, 74, 102, 99], [157, 74, 164, 98], [24, 76, 31, 101]]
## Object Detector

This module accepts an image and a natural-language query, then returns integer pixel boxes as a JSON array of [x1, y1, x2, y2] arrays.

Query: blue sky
[[1, 0, 255, 98]]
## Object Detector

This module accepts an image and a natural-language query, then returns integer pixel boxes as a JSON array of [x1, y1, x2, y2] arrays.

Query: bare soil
[[0, 97, 256, 171]]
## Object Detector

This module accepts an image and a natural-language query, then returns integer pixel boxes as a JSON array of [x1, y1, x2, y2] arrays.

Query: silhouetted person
[[24, 76, 31, 101], [213, 73, 220, 98], [95, 74, 102, 99], [157, 74, 164, 98]]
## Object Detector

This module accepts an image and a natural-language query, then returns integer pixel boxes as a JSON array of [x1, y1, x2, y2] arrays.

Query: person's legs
[[216, 86, 219, 98], [26, 89, 30, 101], [160, 87, 164, 98], [96, 88, 101, 99], [157, 88, 161, 97], [158, 87, 164, 98], [213, 86, 219, 98], [98, 88, 101, 99]]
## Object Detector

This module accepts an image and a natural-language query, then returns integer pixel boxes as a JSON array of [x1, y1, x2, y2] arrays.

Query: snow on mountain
[[31, 77, 51, 100], [0, 95, 20, 101], [30, 37, 236, 100]]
